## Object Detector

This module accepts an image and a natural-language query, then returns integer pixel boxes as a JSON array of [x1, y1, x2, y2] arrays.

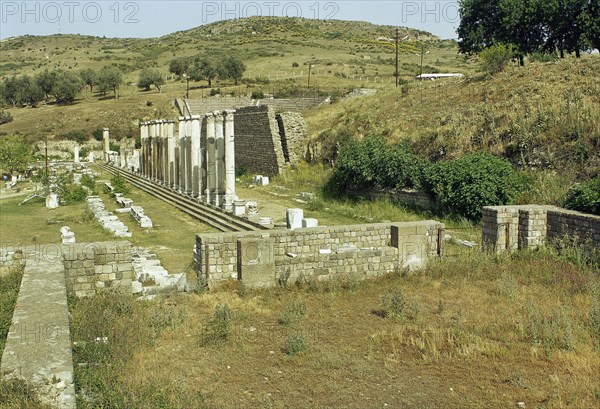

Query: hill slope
[[304, 57, 600, 179]]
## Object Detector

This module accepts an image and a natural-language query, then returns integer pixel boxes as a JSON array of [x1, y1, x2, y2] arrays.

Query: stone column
[[140, 123, 146, 176], [223, 110, 237, 211], [120, 145, 127, 168], [178, 117, 186, 194], [102, 128, 110, 162], [167, 121, 176, 188], [185, 117, 193, 195], [205, 113, 216, 205], [191, 115, 202, 198], [159, 120, 166, 184], [74, 143, 80, 163], [148, 121, 156, 181], [214, 111, 225, 207]]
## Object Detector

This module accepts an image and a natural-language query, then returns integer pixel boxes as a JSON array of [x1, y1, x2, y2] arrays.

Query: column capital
[[191, 114, 201, 120]]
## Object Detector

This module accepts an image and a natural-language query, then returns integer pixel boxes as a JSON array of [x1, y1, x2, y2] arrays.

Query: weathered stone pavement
[[1, 249, 76, 408]]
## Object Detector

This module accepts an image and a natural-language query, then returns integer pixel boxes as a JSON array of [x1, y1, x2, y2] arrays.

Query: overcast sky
[[0, 1, 460, 40]]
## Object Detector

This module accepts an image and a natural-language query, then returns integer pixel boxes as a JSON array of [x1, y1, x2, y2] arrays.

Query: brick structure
[[482, 205, 599, 253], [195, 220, 444, 289], [62, 241, 133, 297]]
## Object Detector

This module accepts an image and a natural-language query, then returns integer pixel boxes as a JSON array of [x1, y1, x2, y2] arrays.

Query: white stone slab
[[286, 208, 304, 229], [302, 218, 318, 228]]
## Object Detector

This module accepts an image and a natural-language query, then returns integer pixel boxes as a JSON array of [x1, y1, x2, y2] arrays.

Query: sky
[[0, 1, 460, 40]]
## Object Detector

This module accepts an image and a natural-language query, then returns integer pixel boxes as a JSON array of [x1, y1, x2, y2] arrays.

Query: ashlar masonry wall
[[482, 205, 600, 253], [62, 241, 133, 297], [233, 106, 309, 176], [195, 221, 444, 289]]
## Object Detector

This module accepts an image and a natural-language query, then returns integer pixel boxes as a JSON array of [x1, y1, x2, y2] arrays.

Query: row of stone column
[[139, 111, 237, 210]]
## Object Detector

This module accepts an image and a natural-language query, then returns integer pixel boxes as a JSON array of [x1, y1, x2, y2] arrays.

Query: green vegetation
[[0, 378, 53, 409], [424, 152, 517, 220], [479, 43, 514, 75], [0, 134, 33, 174], [458, 0, 598, 61], [137, 68, 165, 92], [0, 263, 23, 353], [65, 245, 600, 408], [564, 176, 600, 215], [108, 171, 129, 196]]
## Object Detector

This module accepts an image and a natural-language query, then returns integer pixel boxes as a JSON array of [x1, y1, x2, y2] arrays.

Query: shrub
[[479, 43, 514, 75], [278, 299, 307, 326], [381, 288, 406, 319], [110, 172, 129, 194], [424, 152, 516, 221], [564, 176, 600, 215], [324, 135, 427, 196], [251, 90, 264, 99], [0, 109, 13, 125], [201, 303, 232, 345], [284, 333, 308, 356], [92, 128, 103, 142], [80, 173, 96, 192], [209, 88, 221, 96]]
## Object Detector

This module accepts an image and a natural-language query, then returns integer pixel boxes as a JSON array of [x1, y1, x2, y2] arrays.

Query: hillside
[[0, 17, 466, 140], [304, 56, 600, 180]]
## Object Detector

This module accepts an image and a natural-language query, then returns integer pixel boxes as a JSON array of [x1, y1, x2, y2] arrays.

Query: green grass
[[67, 245, 600, 408], [0, 263, 23, 354]]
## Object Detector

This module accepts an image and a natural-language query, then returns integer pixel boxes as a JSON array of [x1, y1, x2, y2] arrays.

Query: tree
[[79, 68, 97, 92], [168, 57, 192, 78], [499, 0, 546, 65], [584, 0, 600, 51], [35, 69, 56, 102], [0, 76, 20, 107], [97, 66, 123, 98], [480, 43, 514, 74], [15, 75, 44, 107], [137, 69, 165, 92], [544, 0, 588, 58], [0, 135, 32, 174], [218, 56, 246, 85], [457, 0, 503, 54], [51, 70, 84, 104]]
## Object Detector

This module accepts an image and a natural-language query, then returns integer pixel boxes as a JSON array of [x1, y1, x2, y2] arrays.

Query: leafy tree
[[457, 0, 503, 54], [14, 75, 44, 107], [97, 66, 123, 98], [0, 135, 32, 174], [168, 57, 192, 78], [79, 68, 97, 92], [218, 56, 246, 85], [51, 70, 84, 104], [137, 69, 165, 92], [544, 0, 589, 58], [584, 0, 600, 50], [0, 76, 20, 107], [196, 58, 218, 87], [35, 69, 56, 101]]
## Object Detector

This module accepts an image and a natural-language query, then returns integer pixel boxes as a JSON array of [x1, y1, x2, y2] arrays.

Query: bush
[[251, 90, 264, 99], [424, 152, 516, 221], [201, 304, 232, 345], [284, 333, 308, 356], [0, 109, 13, 125], [479, 43, 514, 75], [80, 173, 96, 192], [63, 129, 86, 144], [324, 135, 427, 196], [209, 88, 221, 96], [92, 128, 103, 142], [109, 172, 129, 195], [564, 176, 600, 215], [381, 288, 406, 319]]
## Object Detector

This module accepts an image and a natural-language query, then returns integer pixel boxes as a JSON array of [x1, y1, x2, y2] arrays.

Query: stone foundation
[[62, 241, 133, 297], [482, 205, 600, 253], [195, 221, 444, 289]]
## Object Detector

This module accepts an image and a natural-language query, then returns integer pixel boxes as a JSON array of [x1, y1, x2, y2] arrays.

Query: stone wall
[[195, 221, 443, 289], [276, 112, 308, 165], [482, 205, 600, 253], [234, 106, 286, 175], [62, 241, 133, 297]]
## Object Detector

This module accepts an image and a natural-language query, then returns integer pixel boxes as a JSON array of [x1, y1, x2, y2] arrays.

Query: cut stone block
[[286, 208, 304, 229], [302, 218, 318, 228]]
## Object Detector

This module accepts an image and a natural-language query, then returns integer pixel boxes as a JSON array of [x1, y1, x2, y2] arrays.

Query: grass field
[[66, 248, 600, 408]]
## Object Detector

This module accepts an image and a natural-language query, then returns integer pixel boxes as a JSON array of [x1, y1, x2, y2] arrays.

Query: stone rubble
[[86, 196, 132, 238], [60, 226, 76, 244], [131, 246, 187, 294]]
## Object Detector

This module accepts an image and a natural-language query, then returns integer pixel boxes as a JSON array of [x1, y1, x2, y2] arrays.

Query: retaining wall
[[195, 221, 444, 289], [62, 241, 134, 298], [482, 205, 600, 253]]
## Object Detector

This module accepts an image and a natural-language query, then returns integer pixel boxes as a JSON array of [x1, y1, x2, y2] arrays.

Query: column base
[[223, 194, 238, 212]]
